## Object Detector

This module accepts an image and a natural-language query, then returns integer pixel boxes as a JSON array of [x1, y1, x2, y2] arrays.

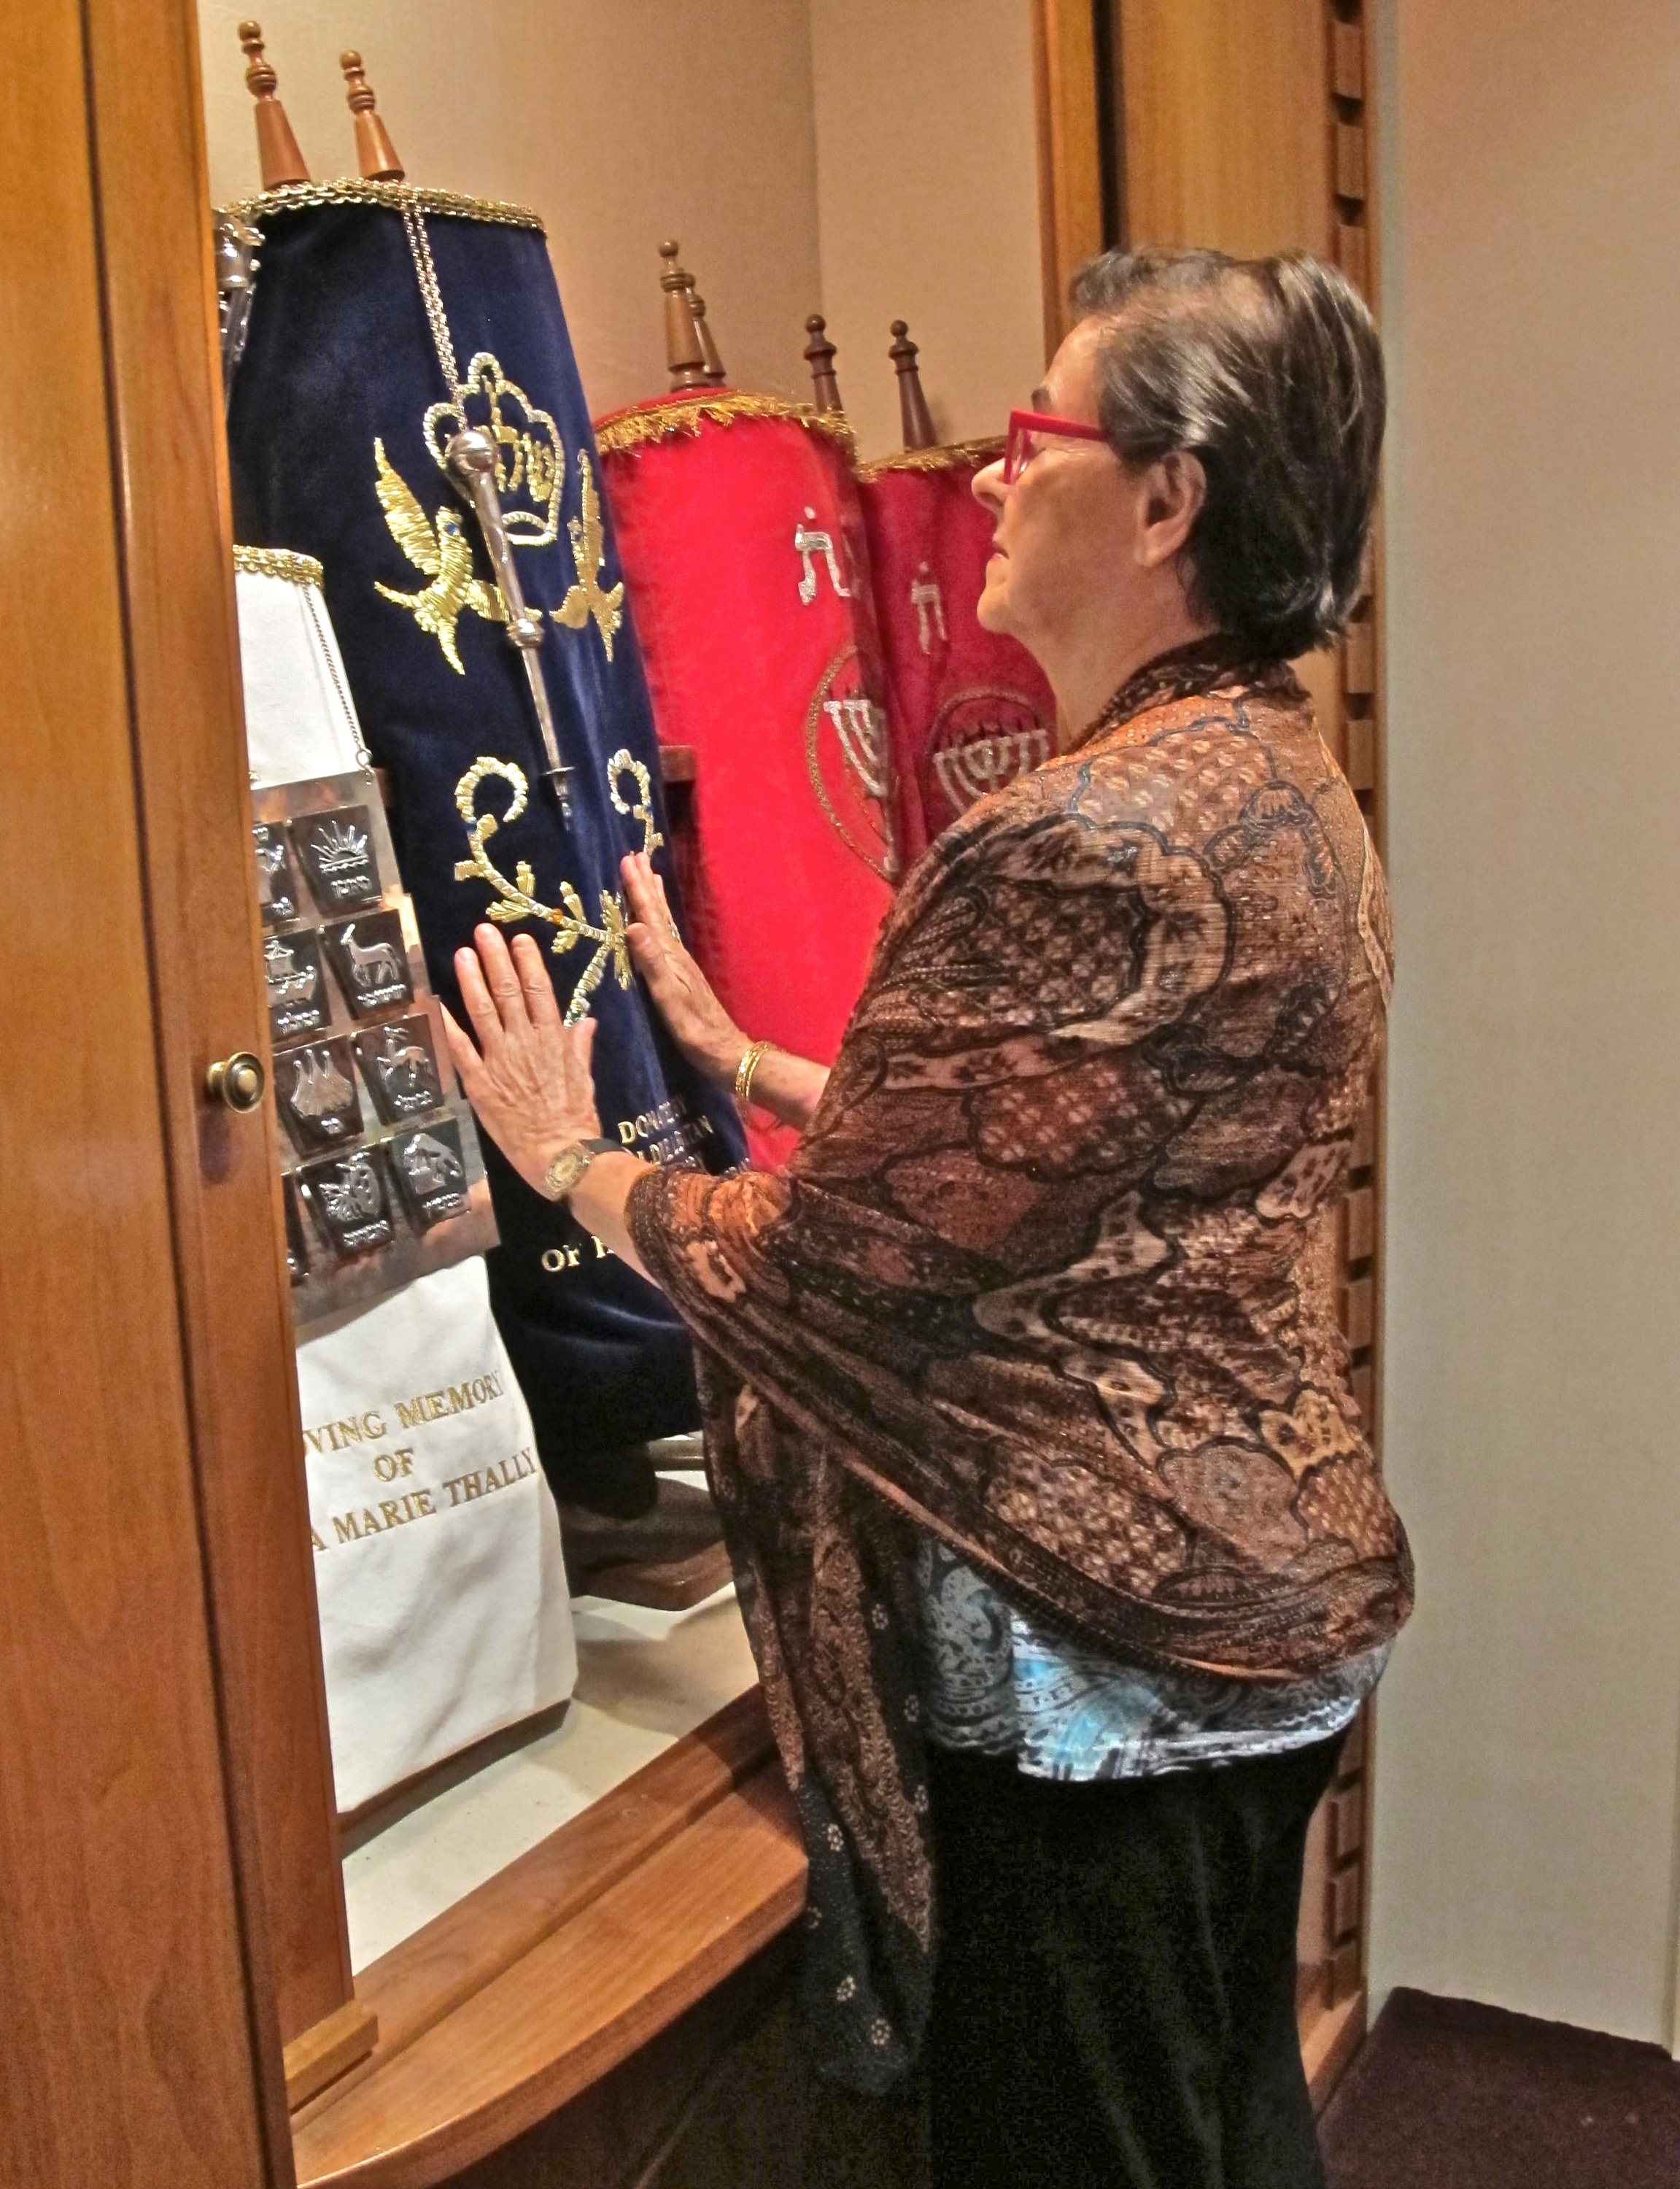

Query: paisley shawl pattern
[[627, 638, 1412, 2088]]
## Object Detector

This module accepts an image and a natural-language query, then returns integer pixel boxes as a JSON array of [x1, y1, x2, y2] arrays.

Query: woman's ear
[[1137, 449, 1207, 568]]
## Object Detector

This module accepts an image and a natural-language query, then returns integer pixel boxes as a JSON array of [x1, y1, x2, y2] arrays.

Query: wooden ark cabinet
[[1, 6, 1388, 2185]]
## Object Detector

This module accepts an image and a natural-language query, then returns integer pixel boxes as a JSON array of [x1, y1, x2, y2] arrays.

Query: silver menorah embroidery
[[932, 724, 1050, 814], [822, 695, 890, 803]]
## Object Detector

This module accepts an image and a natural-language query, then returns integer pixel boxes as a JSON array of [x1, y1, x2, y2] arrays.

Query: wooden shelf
[[292, 1688, 805, 2188], [658, 743, 698, 787]]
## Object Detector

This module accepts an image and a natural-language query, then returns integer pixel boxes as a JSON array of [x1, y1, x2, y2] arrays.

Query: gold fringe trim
[[233, 544, 324, 589], [220, 179, 544, 235], [855, 436, 1004, 481], [595, 390, 855, 460]]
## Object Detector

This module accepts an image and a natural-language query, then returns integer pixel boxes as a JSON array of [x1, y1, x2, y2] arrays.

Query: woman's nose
[[972, 458, 1005, 514]]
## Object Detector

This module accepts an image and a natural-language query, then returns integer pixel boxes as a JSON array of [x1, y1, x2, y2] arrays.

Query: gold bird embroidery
[[553, 454, 624, 661], [372, 438, 506, 674]]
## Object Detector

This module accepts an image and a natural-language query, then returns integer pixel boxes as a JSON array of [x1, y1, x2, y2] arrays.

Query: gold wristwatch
[[541, 1136, 619, 1202]]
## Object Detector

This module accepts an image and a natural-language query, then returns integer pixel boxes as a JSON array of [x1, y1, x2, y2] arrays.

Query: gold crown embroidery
[[425, 353, 565, 549], [553, 454, 624, 660], [373, 438, 506, 672]]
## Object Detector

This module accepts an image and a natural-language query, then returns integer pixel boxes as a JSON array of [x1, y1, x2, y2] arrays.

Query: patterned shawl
[[626, 638, 1413, 2090]]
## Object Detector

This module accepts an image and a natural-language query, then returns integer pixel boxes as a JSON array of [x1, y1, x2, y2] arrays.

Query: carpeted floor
[[1320, 1988, 1680, 2189]]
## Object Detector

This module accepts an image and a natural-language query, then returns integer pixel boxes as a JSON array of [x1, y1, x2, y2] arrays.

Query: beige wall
[[198, 0, 822, 414], [808, 0, 1046, 458], [1371, 0, 1680, 2044]]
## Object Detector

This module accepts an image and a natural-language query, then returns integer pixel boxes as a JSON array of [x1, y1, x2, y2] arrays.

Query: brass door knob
[[206, 1051, 266, 1113]]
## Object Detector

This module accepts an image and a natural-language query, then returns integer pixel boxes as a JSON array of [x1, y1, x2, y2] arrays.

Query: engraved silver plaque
[[390, 1120, 471, 1229], [293, 805, 382, 912], [355, 1013, 444, 1124], [299, 1147, 398, 1259], [253, 822, 301, 928], [322, 912, 413, 1018], [264, 928, 330, 1041], [275, 1035, 363, 1155]]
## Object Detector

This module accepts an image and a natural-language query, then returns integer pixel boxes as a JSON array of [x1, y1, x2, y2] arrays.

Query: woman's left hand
[[442, 924, 603, 1198]]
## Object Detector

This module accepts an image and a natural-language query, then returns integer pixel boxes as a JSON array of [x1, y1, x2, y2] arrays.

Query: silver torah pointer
[[443, 426, 574, 819], [213, 212, 261, 412]]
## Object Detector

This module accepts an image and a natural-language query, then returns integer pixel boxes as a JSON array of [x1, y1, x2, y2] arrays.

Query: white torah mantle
[[238, 548, 576, 1815], [295, 1261, 575, 1814]]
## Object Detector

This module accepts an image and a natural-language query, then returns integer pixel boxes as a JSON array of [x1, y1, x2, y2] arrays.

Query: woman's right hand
[[621, 851, 748, 1088]]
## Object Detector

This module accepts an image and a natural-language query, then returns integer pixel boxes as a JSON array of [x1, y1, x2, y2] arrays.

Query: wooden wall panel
[[1116, 0, 1333, 258], [0, 3, 293, 2180], [1034, 0, 1110, 355]]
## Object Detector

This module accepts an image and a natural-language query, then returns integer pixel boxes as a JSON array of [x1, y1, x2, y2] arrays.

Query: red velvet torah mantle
[[856, 440, 1056, 867], [597, 393, 896, 1164]]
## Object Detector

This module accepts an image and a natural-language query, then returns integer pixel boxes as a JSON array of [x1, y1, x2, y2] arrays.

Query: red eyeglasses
[[1002, 408, 1110, 483]]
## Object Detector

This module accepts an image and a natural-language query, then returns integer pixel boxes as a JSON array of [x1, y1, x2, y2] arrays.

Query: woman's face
[[972, 317, 1137, 654]]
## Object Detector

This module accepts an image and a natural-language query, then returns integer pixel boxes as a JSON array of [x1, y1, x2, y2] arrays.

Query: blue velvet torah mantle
[[225, 185, 745, 1486]]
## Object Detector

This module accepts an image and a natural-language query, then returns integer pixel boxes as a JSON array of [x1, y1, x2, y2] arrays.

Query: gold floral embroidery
[[372, 439, 506, 673], [452, 757, 631, 1024], [552, 454, 624, 659], [606, 749, 663, 858]]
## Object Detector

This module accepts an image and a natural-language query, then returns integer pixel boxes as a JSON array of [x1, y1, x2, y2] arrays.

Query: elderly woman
[[445, 246, 1412, 2189]]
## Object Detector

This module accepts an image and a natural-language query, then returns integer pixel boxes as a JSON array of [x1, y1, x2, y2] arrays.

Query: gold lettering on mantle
[[392, 1369, 506, 1432]]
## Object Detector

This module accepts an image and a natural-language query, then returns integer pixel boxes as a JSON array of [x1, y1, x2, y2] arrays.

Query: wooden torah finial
[[239, 21, 309, 189], [659, 242, 708, 391], [690, 293, 727, 385], [340, 50, 404, 182], [889, 320, 937, 449], [803, 314, 843, 413]]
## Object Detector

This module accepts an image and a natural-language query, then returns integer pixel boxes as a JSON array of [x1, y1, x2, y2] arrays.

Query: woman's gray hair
[[1068, 246, 1385, 658]]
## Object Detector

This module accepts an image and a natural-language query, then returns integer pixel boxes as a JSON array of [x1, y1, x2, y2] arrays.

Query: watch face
[[253, 822, 302, 928], [274, 1036, 363, 1155], [292, 805, 382, 913], [322, 911, 413, 1018], [263, 928, 330, 1041], [544, 1146, 588, 1201], [282, 1173, 309, 1283], [355, 1013, 444, 1124], [390, 1119, 471, 1229], [298, 1146, 398, 1258]]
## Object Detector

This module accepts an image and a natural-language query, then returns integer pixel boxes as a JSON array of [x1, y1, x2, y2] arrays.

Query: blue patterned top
[[916, 1539, 1386, 1781]]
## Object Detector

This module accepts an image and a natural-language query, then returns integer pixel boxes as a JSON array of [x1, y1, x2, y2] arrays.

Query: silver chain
[[303, 584, 373, 770], [399, 196, 462, 396]]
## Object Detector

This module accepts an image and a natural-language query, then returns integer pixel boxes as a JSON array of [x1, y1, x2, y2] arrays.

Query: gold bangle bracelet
[[733, 1038, 771, 1116]]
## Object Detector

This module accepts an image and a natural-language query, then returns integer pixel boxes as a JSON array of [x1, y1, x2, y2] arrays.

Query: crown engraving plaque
[[275, 1036, 364, 1155], [300, 1146, 398, 1259], [355, 1014, 444, 1124], [254, 822, 302, 927], [264, 928, 330, 1041], [293, 805, 382, 911], [390, 1119, 470, 1229], [323, 911, 413, 1017]]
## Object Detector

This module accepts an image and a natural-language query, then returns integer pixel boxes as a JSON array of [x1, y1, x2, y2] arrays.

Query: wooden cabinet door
[[0, 1, 356, 2177]]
